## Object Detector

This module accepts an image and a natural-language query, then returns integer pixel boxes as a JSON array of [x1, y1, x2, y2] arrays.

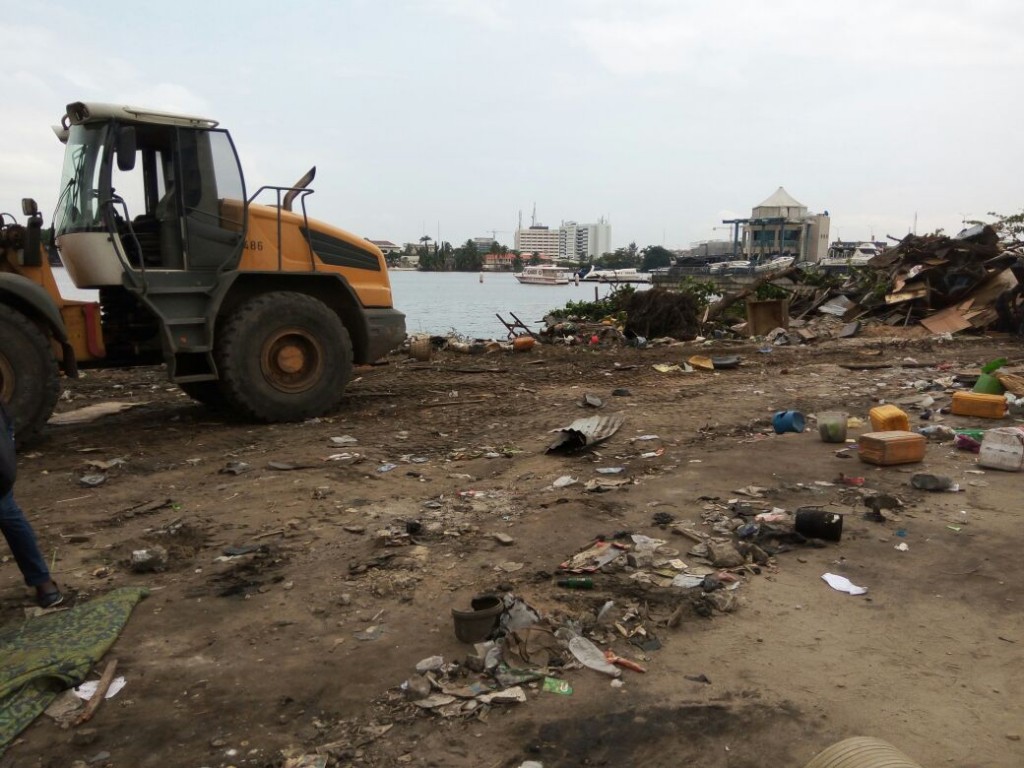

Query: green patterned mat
[[0, 587, 147, 752]]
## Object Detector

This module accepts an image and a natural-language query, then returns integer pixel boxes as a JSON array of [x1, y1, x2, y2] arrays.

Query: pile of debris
[[783, 225, 1024, 338]]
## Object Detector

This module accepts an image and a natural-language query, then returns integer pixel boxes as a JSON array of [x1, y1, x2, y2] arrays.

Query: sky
[[1, 0, 1022, 251]]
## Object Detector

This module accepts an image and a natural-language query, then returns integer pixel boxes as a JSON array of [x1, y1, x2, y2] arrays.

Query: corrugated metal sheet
[[546, 413, 625, 454]]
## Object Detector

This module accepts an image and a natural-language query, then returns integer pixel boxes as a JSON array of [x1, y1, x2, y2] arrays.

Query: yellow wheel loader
[[0, 102, 405, 439]]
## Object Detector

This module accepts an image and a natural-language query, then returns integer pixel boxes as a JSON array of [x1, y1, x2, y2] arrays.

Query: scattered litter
[[552, 475, 578, 488], [477, 686, 527, 704], [821, 573, 867, 595], [219, 461, 251, 475], [49, 401, 148, 425], [911, 473, 960, 492], [74, 676, 127, 701], [584, 477, 634, 492], [325, 452, 361, 462], [547, 414, 625, 454], [78, 474, 107, 487], [354, 625, 386, 641], [377, 463, 398, 473], [283, 756, 329, 768], [568, 636, 621, 678], [895, 543, 910, 552], [267, 460, 318, 471], [329, 435, 358, 446], [130, 546, 168, 573], [85, 457, 126, 471], [542, 677, 573, 695], [560, 540, 627, 572]]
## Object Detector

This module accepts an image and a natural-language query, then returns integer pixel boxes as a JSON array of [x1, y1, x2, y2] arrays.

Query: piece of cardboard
[[920, 304, 973, 335], [746, 299, 789, 336]]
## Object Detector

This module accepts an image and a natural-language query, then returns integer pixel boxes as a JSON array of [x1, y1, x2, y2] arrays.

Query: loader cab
[[53, 103, 247, 289]]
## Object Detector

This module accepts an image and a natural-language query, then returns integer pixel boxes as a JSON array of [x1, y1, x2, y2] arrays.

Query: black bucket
[[794, 509, 844, 542]]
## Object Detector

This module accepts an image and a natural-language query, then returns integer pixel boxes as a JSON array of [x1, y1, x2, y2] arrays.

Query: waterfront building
[[722, 187, 830, 263]]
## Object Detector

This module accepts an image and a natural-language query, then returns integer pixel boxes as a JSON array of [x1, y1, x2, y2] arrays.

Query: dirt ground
[[2, 332, 1023, 768]]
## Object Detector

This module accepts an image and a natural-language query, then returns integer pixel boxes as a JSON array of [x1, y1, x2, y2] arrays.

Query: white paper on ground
[[73, 676, 127, 700], [821, 573, 867, 595]]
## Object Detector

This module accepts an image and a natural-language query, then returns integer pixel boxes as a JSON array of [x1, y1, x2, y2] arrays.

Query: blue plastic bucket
[[773, 410, 806, 434]]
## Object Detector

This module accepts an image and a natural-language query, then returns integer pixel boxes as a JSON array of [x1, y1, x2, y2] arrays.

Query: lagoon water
[[52, 268, 624, 339]]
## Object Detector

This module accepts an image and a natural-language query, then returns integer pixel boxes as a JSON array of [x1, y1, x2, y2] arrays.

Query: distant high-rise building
[[574, 217, 611, 260], [471, 236, 497, 253], [514, 225, 561, 257], [516, 216, 611, 260]]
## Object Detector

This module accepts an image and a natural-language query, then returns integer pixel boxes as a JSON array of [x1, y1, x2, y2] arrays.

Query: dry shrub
[[625, 288, 700, 340]]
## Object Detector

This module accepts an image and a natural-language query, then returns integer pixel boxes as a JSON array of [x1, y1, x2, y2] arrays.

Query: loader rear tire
[[215, 292, 352, 422], [0, 304, 60, 443]]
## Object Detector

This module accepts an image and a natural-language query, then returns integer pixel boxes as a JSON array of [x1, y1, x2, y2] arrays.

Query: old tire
[[0, 304, 60, 442], [215, 292, 352, 422], [803, 737, 923, 768], [178, 381, 229, 409]]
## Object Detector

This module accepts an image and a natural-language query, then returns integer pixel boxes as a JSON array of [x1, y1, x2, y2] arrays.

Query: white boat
[[514, 265, 573, 285], [753, 256, 795, 273], [818, 242, 881, 270], [581, 267, 652, 284], [708, 260, 751, 274]]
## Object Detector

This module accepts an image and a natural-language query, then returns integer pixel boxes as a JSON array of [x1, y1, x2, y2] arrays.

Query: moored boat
[[580, 267, 652, 284], [514, 265, 574, 285]]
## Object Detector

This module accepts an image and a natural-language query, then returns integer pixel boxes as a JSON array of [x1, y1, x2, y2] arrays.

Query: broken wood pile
[[780, 225, 1024, 337]]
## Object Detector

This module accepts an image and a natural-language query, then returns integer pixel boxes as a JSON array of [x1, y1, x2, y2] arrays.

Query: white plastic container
[[978, 426, 1024, 471]]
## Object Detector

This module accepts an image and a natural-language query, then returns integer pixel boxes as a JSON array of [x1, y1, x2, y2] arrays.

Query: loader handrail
[[247, 186, 316, 272]]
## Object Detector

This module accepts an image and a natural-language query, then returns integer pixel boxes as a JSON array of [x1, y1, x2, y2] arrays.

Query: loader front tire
[[215, 292, 352, 422], [0, 304, 60, 442]]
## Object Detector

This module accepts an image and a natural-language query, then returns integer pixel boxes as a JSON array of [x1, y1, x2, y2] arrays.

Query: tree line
[[386, 238, 676, 273]]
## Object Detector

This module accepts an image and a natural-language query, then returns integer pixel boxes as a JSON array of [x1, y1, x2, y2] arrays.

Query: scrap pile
[[778, 225, 1024, 338], [851, 225, 1024, 334]]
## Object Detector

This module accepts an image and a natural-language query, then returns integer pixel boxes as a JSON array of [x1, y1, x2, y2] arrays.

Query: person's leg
[[0, 491, 61, 605]]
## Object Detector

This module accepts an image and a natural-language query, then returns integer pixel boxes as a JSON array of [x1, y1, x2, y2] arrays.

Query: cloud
[[421, 0, 510, 29], [571, 1, 1024, 79]]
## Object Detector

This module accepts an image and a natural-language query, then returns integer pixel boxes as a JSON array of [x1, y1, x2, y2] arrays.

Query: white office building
[[574, 217, 611, 260], [514, 225, 561, 258], [517, 217, 611, 260]]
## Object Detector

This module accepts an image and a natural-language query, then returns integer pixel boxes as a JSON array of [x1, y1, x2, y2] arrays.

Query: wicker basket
[[409, 336, 432, 362], [996, 371, 1024, 396]]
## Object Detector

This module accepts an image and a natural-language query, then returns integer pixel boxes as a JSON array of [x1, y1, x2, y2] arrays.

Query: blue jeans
[[0, 491, 51, 587]]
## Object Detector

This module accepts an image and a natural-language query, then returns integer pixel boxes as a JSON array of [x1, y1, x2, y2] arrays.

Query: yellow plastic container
[[869, 405, 910, 432], [951, 391, 1006, 419], [858, 431, 926, 466]]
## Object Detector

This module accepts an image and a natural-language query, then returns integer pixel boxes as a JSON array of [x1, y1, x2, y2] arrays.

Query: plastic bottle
[[557, 577, 594, 590], [916, 424, 956, 442]]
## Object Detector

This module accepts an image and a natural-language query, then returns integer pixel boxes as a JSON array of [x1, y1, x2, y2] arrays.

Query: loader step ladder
[[128, 271, 221, 381]]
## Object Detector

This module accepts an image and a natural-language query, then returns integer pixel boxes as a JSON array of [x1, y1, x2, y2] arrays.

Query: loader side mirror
[[116, 127, 137, 172], [22, 201, 42, 267]]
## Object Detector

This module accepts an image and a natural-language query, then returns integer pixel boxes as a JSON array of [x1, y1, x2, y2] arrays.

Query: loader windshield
[[54, 123, 109, 237]]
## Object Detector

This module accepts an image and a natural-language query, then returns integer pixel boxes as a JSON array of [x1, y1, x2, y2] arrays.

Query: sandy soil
[[2, 333, 1023, 768]]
